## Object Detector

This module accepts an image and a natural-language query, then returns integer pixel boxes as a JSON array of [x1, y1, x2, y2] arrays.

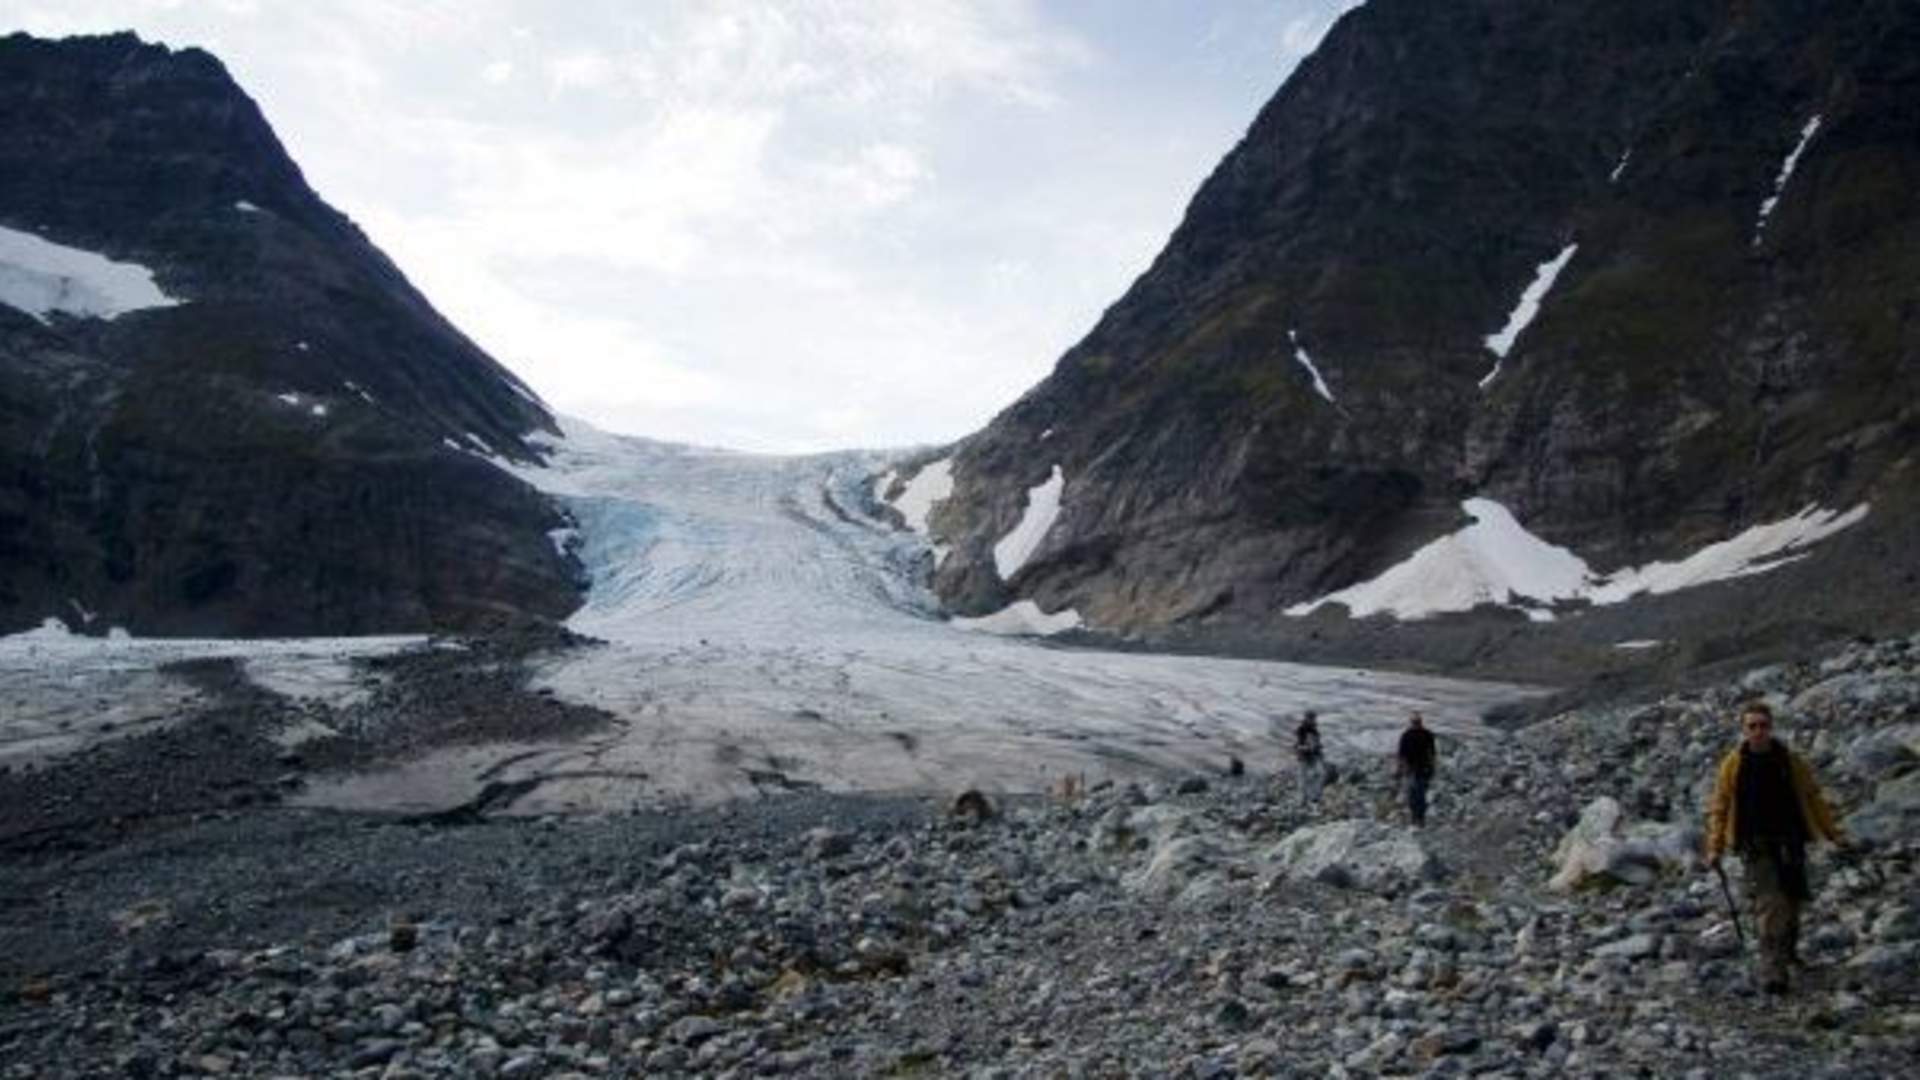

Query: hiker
[[1294, 710, 1326, 811], [1395, 711, 1437, 826], [1705, 701, 1849, 994]]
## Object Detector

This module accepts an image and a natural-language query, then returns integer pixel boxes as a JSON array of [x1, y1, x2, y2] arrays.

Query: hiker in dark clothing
[[1294, 711, 1326, 811], [1705, 701, 1848, 995], [1396, 712, 1437, 826]]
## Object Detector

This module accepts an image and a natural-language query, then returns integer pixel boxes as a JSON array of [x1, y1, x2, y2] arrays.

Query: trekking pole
[[1712, 862, 1746, 949]]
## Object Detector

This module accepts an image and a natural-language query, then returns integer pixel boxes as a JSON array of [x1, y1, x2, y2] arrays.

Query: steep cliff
[[0, 33, 581, 635], [926, 0, 1919, 661]]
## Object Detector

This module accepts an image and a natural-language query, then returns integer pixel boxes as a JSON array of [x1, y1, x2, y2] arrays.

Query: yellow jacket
[[1704, 743, 1846, 861]]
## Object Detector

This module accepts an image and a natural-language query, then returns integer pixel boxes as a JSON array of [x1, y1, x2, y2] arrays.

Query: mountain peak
[[919, 0, 1920, 676], [0, 32, 577, 636]]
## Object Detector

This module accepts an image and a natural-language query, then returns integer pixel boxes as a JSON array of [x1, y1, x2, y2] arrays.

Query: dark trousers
[[1406, 773, 1432, 826], [1743, 840, 1809, 985]]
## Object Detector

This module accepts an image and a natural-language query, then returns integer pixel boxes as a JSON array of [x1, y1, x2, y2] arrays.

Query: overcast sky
[[4, 1, 1360, 452]]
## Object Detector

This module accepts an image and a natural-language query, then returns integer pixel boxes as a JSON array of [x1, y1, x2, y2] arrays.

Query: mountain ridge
[[917, 0, 1920, 671], [0, 31, 582, 636]]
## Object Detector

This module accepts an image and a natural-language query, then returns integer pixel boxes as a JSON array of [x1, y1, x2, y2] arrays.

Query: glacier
[[327, 417, 1536, 815], [3, 417, 1542, 816]]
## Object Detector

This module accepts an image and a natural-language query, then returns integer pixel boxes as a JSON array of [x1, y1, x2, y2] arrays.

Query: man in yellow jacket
[[1705, 701, 1849, 994]]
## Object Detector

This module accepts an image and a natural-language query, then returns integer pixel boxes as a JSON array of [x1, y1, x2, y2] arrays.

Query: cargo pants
[[1742, 841, 1808, 987]]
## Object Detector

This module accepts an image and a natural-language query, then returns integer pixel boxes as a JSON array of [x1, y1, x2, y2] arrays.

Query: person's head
[[1740, 702, 1776, 752], [1408, 711, 1424, 730], [1302, 710, 1317, 726]]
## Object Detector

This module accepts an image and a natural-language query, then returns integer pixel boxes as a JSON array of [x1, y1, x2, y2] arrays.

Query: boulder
[[1842, 725, 1920, 781], [1548, 796, 1697, 892], [803, 827, 854, 861], [1845, 770, 1920, 845], [1264, 819, 1443, 895], [1118, 805, 1248, 904], [1124, 834, 1236, 904], [1789, 674, 1920, 718]]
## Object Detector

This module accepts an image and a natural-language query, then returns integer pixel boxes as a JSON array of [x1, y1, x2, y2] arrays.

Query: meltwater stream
[[302, 418, 1544, 814]]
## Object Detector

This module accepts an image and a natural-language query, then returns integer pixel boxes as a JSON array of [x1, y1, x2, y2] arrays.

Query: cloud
[[2, 1, 1338, 452], [546, 49, 614, 96]]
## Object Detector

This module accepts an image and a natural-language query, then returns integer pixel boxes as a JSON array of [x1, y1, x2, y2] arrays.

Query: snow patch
[[442, 437, 465, 452], [1287, 498, 1870, 621], [1289, 329, 1335, 403], [295, 341, 311, 352], [951, 600, 1083, 637], [1754, 114, 1822, 244], [546, 527, 580, 559], [1039, 427, 1055, 441], [887, 458, 953, 535], [1587, 503, 1867, 603], [234, 200, 262, 214], [993, 465, 1064, 580], [1286, 498, 1588, 619], [1482, 242, 1579, 388], [501, 375, 543, 406], [1613, 640, 1664, 650], [0, 224, 181, 324], [276, 392, 302, 407], [1609, 149, 1631, 184], [310, 403, 328, 418]]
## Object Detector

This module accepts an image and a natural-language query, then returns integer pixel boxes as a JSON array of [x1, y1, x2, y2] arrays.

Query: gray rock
[[1266, 819, 1444, 895], [1841, 726, 1920, 780], [1845, 771, 1920, 844], [669, 1015, 727, 1047], [1592, 933, 1659, 961], [500, 1054, 543, 1078], [1846, 941, 1920, 973], [346, 1040, 402, 1069], [1870, 903, 1920, 943], [804, 827, 854, 860], [1549, 796, 1697, 892]]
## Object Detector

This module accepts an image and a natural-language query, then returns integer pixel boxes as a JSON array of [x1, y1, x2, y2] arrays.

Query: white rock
[[1265, 819, 1444, 895], [1549, 796, 1697, 891]]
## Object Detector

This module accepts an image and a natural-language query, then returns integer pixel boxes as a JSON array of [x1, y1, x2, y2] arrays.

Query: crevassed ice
[[1287, 498, 1869, 621], [993, 465, 1064, 580], [0, 224, 180, 324], [1481, 242, 1579, 388]]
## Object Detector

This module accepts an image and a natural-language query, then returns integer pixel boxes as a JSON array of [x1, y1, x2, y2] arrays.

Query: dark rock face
[[0, 33, 581, 635], [934, 0, 1920, 648]]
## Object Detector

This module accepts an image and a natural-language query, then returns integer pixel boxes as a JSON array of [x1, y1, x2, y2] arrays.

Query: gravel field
[[2, 634, 1917, 1077]]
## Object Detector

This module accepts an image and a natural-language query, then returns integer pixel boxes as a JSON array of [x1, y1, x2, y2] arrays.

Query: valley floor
[[2, 423, 1916, 1074], [0, 634, 1916, 1077]]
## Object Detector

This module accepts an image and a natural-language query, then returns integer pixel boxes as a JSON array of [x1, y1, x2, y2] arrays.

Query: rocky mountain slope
[[924, 0, 1920, 668], [0, 32, 580, 636], [2, 632, 1916, 1076]]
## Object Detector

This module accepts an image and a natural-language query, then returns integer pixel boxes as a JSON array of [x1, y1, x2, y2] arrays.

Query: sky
[[2, 0, 1362, 453]]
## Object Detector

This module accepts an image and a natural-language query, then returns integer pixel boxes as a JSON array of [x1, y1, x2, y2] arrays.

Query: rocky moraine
[[2, 631, 1917, 1077]]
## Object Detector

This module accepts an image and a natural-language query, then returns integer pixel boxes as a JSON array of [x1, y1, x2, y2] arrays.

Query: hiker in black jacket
[[1396, 712, 1438, 826]]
